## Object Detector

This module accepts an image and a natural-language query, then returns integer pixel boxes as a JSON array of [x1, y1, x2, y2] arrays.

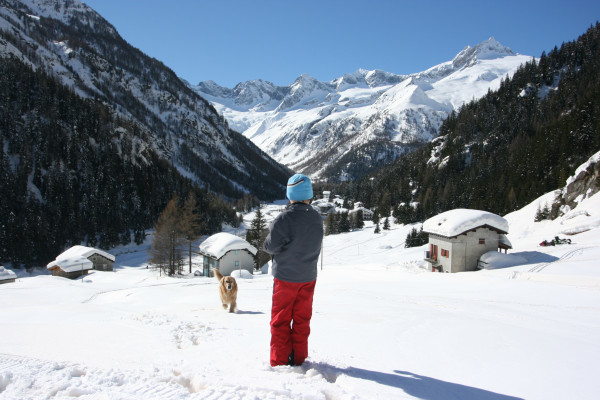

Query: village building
[[198, 232, 257, 277], [0, 266, 17, 284], [47, 256, 94, 279], [311, 199, 337, 217], [46, 245, 116, 279], [423, 209, 512, 273], [350, 206, 374, 221]]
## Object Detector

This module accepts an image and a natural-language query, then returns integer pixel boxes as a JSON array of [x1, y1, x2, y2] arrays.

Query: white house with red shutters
[[423, 209, 512, 273]]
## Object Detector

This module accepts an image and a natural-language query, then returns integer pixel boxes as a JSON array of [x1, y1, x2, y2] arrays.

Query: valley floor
[[1, 201, 599, 399]]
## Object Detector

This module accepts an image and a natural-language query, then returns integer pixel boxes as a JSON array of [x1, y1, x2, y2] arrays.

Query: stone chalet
[[47, 245, 115, 279], [198, 232, 257, 277], [0, 266, 16, 284], [423, 209, 512, 273]]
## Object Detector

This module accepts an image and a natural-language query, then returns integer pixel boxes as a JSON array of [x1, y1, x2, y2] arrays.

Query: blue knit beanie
[[286, 174, 313, 201]]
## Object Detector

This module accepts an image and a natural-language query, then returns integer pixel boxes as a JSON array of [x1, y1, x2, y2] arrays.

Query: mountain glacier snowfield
[[195, 38, 533, 180]]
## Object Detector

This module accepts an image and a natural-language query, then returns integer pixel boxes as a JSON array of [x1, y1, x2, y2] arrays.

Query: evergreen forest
[[3, 18, 600, 269], [0, 57, 236, 268], [337, 23, 600, 223]]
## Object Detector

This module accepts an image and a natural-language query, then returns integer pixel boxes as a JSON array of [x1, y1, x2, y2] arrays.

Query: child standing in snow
[[264, 174, 324, 367]]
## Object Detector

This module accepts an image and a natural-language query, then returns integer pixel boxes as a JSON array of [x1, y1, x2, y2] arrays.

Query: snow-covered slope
[[195, 38, 532, 181], [1, 152, 599, 400], [0, 0, 289, 199]]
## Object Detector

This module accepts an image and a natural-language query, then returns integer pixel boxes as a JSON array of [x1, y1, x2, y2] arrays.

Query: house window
[[441, 249, 449, 257], [430, 244, 438, 260], [235, 261, 239, 267], [479, 238, 485, 245], [235, 250, 239, 255]]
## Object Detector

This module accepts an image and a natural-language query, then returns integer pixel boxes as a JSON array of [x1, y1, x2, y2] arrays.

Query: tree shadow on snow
[[304, 362, 524, 400]]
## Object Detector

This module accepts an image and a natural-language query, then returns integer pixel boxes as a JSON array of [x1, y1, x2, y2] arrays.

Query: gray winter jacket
[[263, 202, 324, 283]]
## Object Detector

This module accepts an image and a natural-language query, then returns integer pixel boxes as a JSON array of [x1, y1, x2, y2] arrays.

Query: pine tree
[[343, 198, 353, 210], [372, 210, 380, 226], [150, 195, 184, 276], [374, 222, 381, 234], [338, 212, 351, 233], [350, 209, 364, 230], [537, 203, 551, 221], [383, 217, 390, 230], [378, 192, 391, 219], [534, 204, 544, 222], [180, 192, 204, 273], [405, 226, 428, 248], [324, 213, 336, 236], [245, 204, 270, 270], [405, 228, 416, 248]]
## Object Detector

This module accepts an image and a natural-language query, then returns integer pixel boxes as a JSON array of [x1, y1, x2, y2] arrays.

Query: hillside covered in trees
[[336, 23, 600, 223], [0, 0, 292, 269], [0, 57, 237, 268]]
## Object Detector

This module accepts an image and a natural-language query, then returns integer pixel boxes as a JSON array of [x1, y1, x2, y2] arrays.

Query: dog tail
[[213, 268, 223, 281]]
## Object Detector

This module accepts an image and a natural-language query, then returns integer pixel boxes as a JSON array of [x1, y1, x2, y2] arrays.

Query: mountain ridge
[[1, 0, 290, 199], [194, 37, 531, 181], [0, 0, 290, 266], [344, 23, 600, 224]]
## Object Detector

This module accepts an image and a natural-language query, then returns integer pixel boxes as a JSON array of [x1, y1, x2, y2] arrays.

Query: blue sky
[[82, 0, 600, 88]]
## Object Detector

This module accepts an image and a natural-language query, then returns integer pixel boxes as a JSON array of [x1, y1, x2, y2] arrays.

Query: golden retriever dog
[[213, 269, 238, 313]]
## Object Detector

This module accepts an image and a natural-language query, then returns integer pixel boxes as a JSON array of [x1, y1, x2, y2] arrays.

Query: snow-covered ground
[[1, 190, 599, 400]]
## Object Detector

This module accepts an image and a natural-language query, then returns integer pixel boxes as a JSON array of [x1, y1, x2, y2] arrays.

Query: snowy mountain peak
[[276, 74, 334, 111], [333, 70, 369, 90], [363, 69, 407, 88], [195, 80, 234, 98], [290, 74, 328, 91], [19, 0, 117, 35], [233, 79, 275, 94], [232, 79, 288, 108], [452, 37, 515, 69], [332, 69, 407, 91], [192, 38, 531, 180]]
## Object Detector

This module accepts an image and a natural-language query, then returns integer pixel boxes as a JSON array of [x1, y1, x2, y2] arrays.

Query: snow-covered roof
[[350, 207, 373, 215], [46, 245, 114, 272], [199, 232, 257, 260], [423, 209, 509, 237], [54, 245, 115, 262], [47, 257, 93, 273], [0, 266, 17, 281], [499, 234, 512, 249]]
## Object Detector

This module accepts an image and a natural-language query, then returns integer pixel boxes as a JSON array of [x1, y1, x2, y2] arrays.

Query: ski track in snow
[[81, 280, 211, 304], [528, 246, 590, 272]]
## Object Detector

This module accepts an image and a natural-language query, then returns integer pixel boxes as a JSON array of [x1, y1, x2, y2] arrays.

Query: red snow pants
[[270, 278, 316, 367]]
